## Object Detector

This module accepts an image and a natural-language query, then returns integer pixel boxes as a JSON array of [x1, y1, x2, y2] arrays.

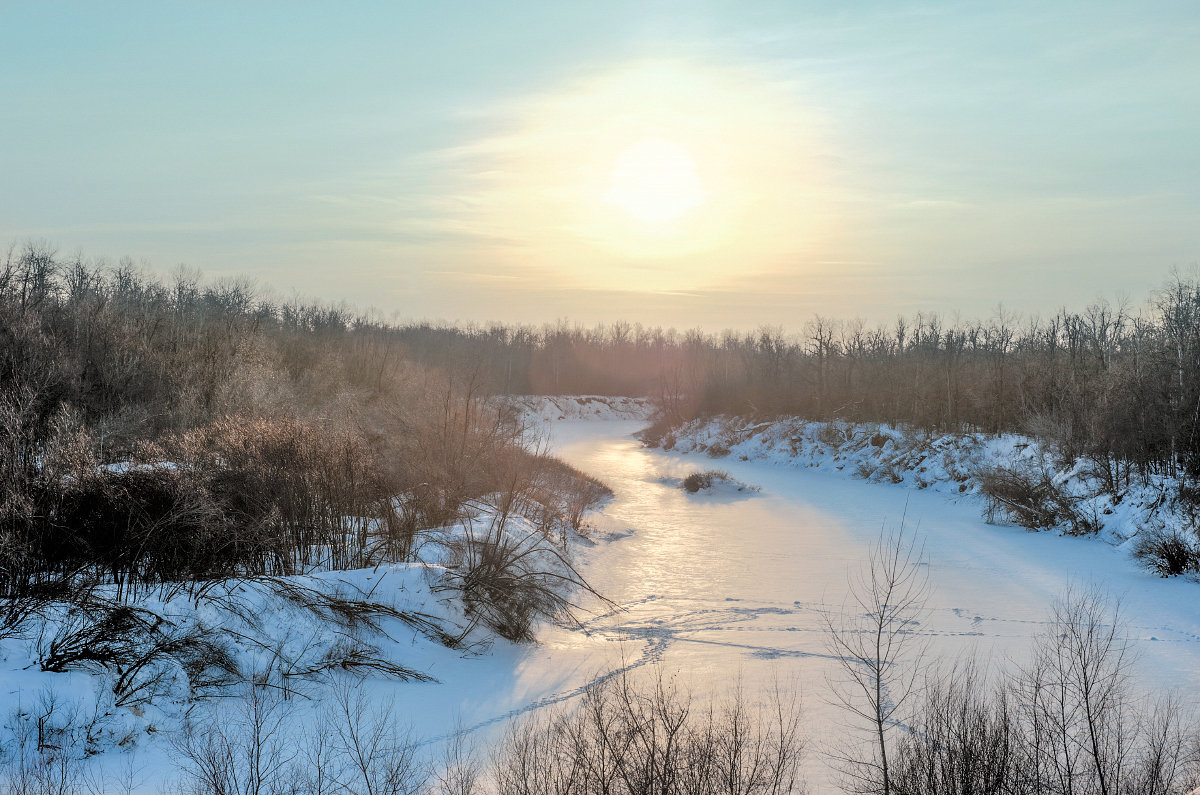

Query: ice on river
[[520, 418, 1200, 789]]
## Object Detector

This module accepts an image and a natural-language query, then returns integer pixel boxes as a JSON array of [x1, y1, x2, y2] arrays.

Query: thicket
[[396, 271, 1200, 493], [0, 244, 607, 633]]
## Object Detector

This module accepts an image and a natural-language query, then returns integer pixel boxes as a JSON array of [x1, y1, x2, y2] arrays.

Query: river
[[413, 418, 1200, 790]]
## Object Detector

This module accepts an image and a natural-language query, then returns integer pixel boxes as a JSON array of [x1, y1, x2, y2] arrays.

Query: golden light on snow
[[605, 137, 705, 225], [446, 60, 842, 292]]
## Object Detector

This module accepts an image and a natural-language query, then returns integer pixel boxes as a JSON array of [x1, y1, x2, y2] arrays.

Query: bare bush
[[1134, 526, 1200, 577], [174, 683, 297, 795], [890, 588, 1200, 795], [682, 471, 718, 493], [491, 669, 805, 795], [35, 597, 237, 706], [978, 465, 1099, 535], [637, 414, 680, 450], [438, 514, 602, 643], [0, 685, 100, 795], [889, 662, 1015, 795], [705, 441, 732, 458], [521, 454, 612, 534], [175, 682, 429, 795]]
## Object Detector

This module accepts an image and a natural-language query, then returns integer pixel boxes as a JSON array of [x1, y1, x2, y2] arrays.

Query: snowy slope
[[505, 394, 654, 424], [658, 415, 1195, 568]]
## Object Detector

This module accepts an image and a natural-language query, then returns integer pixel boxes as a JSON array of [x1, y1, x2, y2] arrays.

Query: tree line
[[397, 272, 1200, 490]]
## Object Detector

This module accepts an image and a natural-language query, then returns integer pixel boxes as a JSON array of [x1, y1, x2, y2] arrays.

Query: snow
[[504, 394, 655, 424], [661, 414, 1194, 555], [538, 417, 1200, 791], [4, 402, 1200, 793]]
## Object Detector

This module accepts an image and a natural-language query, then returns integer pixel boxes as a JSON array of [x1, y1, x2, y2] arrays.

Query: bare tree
[[824, 524, 929, 795], [1015, 586, 1135, 795], [174, 682, 296, 795]]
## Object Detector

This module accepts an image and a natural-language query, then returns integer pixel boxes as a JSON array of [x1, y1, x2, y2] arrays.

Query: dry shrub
[[521, 454, 612, 533], [682, 471, 718, 493], [890, 589, 1200, 795], [891, 662, 1014, 795], [978, 465, 1099, 535], [439, 520, 594, 643], [49, 466, 225, 589], [36, 594, 238, 706], [175, 682, 431, 795], [705, 441, 731, 458], [493, 669, 804, 795], [1134, 526, 1200, 577], [637, 414, 681, 449], [171, 415, 383, 573], [681, 470, 744, 494], [818, 421, 848, 448]]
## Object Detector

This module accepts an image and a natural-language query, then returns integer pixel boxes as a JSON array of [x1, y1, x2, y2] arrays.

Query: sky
[[2, 1, 1198, 331]]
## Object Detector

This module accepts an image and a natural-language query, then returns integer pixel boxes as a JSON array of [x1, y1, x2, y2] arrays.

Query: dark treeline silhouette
[[397, 273, 1200, 490]]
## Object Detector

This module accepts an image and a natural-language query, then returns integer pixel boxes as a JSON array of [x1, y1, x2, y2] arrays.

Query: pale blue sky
[[3, 2, 1197, 328]]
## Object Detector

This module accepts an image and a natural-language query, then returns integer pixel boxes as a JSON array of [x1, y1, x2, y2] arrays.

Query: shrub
[[438, 519, 601, 643], [817, 421, 846, 447], [637, 414, 679, 449], [978, 465, 1098, 535], [875, 460, 905, 484], [521, 454, 613, 533], [680, 469, 756, 495], [48, 466, 226, 591], [1134, 527, 1200, 577], [682, 471, 717, 493], [493, 669, 804, 795], [887, 589, 1200, 795], [36, 596, 239, 706], [705, 441, 731, 458]]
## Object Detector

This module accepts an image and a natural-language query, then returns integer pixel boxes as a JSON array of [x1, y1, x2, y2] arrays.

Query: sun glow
[[605, 137, 705, 225], [446, 60, 839, 292]]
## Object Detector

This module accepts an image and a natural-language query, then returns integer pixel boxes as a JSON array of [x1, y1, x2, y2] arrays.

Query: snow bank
[[658, 415, 1192, 566], [506, 395, 654, 425], [0, 563, 476, 782]]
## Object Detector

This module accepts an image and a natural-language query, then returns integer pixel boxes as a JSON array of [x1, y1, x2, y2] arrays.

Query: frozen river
[[456, 418, 1200, 789], [115, 417, 1200, 791]]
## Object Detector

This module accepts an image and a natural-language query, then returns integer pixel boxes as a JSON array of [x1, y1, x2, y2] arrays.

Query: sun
[[451, 59, 837, 290], [604, 137, 705, 225]]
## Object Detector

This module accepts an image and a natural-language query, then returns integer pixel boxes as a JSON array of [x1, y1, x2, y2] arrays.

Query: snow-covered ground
[[506, 394, 654, 425], [661, 414, 1195, 558], [4, 402, 1200, 792]]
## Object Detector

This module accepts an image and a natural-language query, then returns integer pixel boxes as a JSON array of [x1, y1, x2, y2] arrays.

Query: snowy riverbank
[[656, 414, 1198, 575]]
